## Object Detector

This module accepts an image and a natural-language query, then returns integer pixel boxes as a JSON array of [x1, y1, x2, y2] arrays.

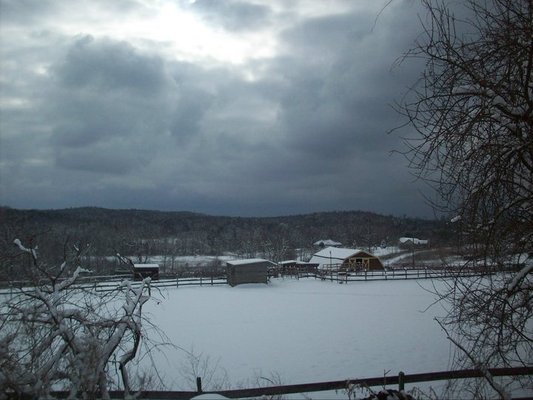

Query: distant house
[[313, 239, 342, 248], [399, 237, 429, 247], [226, 258, 272, 287], [309, 246, 384, 271], [133, 263, 160, 280]]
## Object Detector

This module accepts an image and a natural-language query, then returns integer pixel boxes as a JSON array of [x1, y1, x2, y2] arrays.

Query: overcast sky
[[0, 0, 435, 218]]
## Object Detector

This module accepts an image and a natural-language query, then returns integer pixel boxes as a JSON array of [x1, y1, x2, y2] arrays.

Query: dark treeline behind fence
[[18, 367, 532, 399]]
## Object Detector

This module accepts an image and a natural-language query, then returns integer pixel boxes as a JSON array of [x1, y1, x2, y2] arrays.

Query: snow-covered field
[[141, 278, 456, 396]]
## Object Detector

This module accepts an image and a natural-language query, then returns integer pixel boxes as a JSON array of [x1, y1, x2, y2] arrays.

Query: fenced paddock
[[3, 272, 531, 399]]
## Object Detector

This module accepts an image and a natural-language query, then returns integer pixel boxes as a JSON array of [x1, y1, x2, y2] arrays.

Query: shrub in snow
[[0, 239, 157, 399]]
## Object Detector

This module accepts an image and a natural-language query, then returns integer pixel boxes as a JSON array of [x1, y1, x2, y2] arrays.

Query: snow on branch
[[1, 242, 155, 398], [13, 238, 37, 259], [507, 264, 533, 294]]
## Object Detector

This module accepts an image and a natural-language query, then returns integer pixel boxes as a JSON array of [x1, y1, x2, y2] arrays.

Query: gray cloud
[[56, 36, 167, 95], [191, 0, 273, 31], [0, 0, 59, 26]]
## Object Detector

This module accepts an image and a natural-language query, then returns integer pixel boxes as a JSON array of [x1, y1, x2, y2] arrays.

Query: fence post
[[398, 371, 405, 391], [196, 377, 202, 393]]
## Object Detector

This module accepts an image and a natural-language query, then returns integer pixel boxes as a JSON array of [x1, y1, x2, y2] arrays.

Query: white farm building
[[309, 246, 384, 271]]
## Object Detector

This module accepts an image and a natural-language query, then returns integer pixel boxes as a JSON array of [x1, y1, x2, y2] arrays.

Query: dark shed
[[133, 264, 160, 280], [226, 258, 270, 287]]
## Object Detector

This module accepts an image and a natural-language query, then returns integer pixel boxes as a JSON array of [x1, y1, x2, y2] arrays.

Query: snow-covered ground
[[140, 278, 456, 396]]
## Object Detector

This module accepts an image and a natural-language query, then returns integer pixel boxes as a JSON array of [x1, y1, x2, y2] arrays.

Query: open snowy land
[[140, 278, 457, 396]]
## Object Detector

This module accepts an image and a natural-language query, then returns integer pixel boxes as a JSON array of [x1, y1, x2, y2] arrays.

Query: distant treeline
[[0, 207, 451, 270]]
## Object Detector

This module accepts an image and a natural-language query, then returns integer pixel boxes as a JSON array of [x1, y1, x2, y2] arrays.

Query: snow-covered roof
[[314, 239, 342, 246], [399, 237, 429, 245], [227, 258, 273, 266], [279, 260, 298, 265], [309, 246, 377, 268], [279, 260, 317, 265], [133, 263, 159, 269]]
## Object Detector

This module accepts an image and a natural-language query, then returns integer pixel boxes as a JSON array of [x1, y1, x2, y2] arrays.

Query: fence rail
[[0, 276, 228, 295], [273, 264, 512, 284], [314, 267, 478, 283], [24, 366, 532, 399]]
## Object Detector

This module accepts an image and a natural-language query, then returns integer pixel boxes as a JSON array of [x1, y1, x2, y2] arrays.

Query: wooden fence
[[271, 263, 512, 283], [313, 266, 477, 283], [0, 275, 228, 296], [21, 366, 532, 399], [0, 263, 521, 295]]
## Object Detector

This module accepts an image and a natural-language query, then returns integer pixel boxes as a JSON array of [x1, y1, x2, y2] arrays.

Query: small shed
[[133, 263, 160, 280], [226, 258, 270, 287]]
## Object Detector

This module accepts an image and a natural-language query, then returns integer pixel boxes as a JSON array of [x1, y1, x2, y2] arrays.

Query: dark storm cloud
[[46, 37, 180, 174], [191, 0, 273, 31], [271, 8, 415, 164], [56, 36, 167, 95], [228, 0, 432, 216], [281, 11, 374, 54], [55, 146, 142, 174], [41, 35, 269, 179], [168, 85, 214, 139]]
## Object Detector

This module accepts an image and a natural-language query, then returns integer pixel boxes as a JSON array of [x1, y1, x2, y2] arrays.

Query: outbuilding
[[226, 258, 271, 287], [399, 237, 429, 248], [133, 263, 160, 280], [313, 239, 342, 248], [309, 246, 384, 271]]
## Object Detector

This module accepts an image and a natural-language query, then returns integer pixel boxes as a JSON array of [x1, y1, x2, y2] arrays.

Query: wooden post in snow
[[196, 377, 202, 393]]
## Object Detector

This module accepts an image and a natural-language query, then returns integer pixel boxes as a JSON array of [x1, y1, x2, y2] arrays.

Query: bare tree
[[397, 0, 532, 397], [0, 238, 158, 399]]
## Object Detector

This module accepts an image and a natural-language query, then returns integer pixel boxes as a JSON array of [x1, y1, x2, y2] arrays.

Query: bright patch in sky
[[48, 1, 277, 65], [131, 3, 271, 64]]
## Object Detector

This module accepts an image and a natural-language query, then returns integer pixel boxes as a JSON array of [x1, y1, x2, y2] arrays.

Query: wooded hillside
[[0, 207, 450, 269]]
